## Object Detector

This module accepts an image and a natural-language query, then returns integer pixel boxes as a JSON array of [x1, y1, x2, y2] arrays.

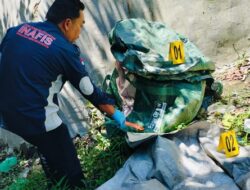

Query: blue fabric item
[[0, 21, 114, 136], [111, 109, 126, 131], [201, 95, 213, 111]]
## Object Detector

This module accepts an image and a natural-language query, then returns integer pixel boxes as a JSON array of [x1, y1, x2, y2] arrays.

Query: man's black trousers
[[22, 124, 85, 189]]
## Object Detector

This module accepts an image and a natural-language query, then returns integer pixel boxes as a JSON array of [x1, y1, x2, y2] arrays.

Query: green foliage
[[0, 155, 47, 190], [222, 113, 235, 129], [2, 104, 132, 190], [76, 133, 131, 190], [76, 104, 132, 190], [171, 123, 187, 132], [222, 110, 250, 146], [7, 169, 47, 190]]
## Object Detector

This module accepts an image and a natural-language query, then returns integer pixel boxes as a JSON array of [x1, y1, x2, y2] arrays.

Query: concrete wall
[[1, 0, 249, 79], [127, 0, 250, 66], [0, 0, 249, 147]]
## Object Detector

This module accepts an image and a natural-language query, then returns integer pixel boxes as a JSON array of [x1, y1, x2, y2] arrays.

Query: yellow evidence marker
[[217, 130, 239, 158], [169, 41, 185, 64]]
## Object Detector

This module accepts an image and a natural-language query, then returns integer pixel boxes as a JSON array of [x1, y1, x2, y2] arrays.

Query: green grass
[[76, 130, 132, 190], [1, 105, 132, 190], [76, 104, 133, 189], [222, 110, 250, 146], [0, 155, 47, 190]]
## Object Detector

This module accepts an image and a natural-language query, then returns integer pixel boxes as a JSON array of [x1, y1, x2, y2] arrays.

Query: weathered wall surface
[[127, 0, 250, 66], [0, 0, 249, 147], [1, 0, 249, 79]]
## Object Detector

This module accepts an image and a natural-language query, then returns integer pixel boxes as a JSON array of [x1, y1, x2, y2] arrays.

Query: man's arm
[[77, 74, 126, 129], [98, 104, 115, 116], [61, 47, 126, 130]]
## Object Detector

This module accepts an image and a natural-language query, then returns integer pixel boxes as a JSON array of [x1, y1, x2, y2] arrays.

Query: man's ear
[[63, 18, 72, 31]]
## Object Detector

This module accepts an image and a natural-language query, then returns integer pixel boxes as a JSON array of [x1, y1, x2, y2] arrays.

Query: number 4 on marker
[[169, 41, 185, 64], [217, 130, 239, 158]]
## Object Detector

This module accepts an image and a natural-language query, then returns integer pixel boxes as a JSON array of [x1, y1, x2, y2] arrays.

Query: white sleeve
[[79, 76, 94, 96]]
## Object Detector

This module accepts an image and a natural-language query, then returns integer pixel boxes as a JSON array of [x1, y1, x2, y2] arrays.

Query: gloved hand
[[111, 109, 126, 131]]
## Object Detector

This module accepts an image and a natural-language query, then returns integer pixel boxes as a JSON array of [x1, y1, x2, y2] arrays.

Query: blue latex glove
[[111, 109, 126, 131]]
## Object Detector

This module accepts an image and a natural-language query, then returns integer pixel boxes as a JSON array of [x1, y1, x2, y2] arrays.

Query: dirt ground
[[214, 57, 250, 106]]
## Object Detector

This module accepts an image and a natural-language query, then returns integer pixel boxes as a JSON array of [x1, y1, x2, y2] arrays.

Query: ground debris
[[215, 59, 250, 81]]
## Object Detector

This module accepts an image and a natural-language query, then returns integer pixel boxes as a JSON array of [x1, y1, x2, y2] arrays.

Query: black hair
[[46, 0, 85, 24]]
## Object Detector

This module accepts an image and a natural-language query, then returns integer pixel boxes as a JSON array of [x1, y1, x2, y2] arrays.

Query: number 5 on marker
[[169, 41, 185, 64], [217, 130, 239, 158]]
